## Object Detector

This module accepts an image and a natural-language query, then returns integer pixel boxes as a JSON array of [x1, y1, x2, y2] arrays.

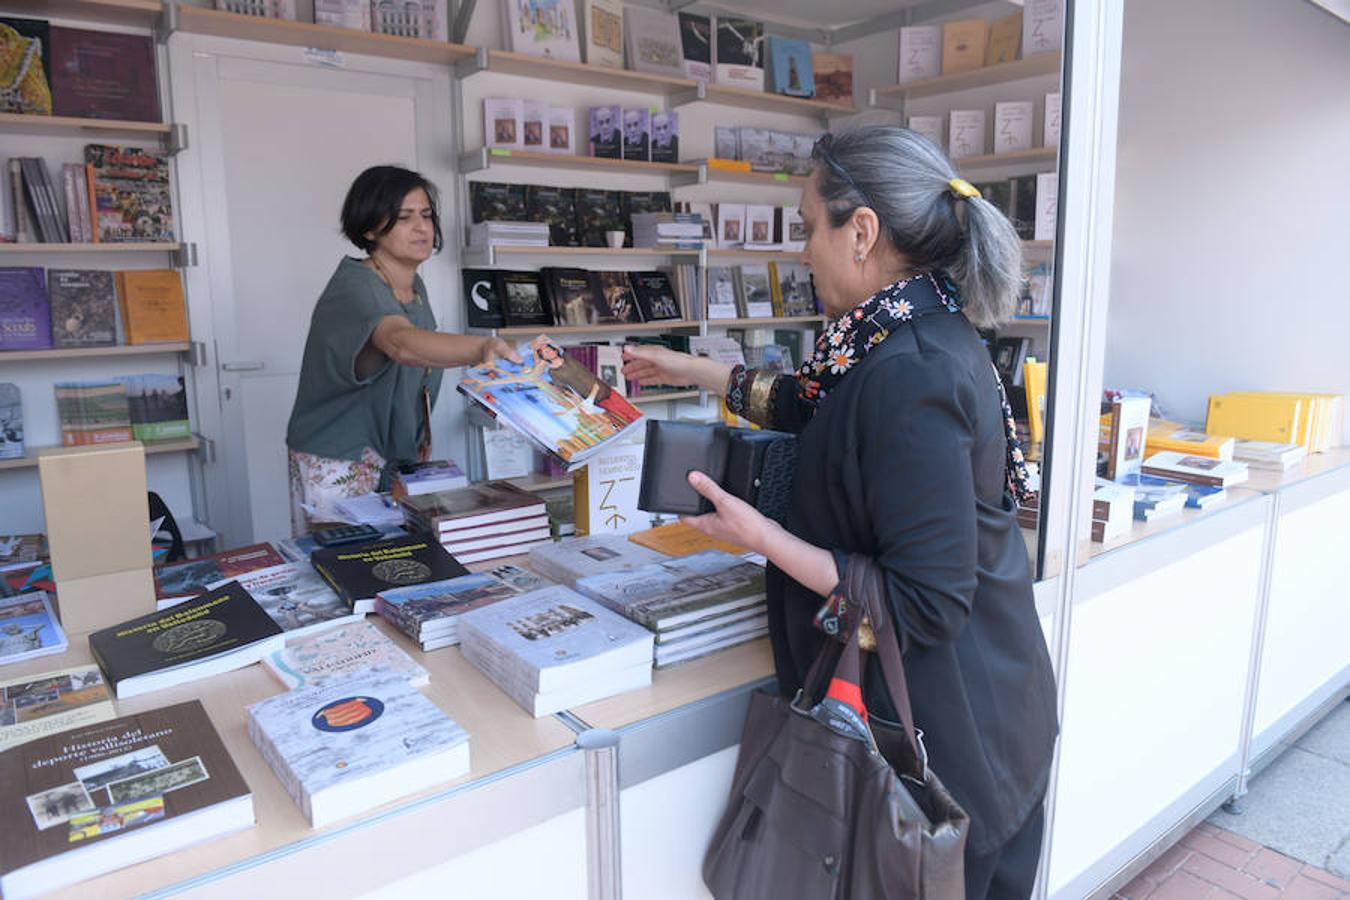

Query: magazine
[[457, 334, 644, 468]]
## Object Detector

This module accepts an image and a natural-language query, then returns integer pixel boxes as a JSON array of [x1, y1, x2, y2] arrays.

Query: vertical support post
[[577, 728, 622, 900]]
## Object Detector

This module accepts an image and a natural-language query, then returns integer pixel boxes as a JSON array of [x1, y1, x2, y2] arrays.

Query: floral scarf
[[798, 272, 1035, 505]]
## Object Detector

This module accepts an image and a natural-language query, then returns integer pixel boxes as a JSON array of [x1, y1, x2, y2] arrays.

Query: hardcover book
[[941, 19, 988, 75], [994, 101, 1034, 154], [0, 17, 52, 115], [154, 542, 284, 606], [594, 271, 642, 323], [624, 6, 684, 77], [122, 373, 190, 441], [574, 549, 766, 633], [543, 267, 605, 326], [457, 334, 645, 466], [0, 667, 113, 753], [573, 187, 622, 247], [310, 533, 469, 615], [115, 268, 189, 343], [376, 566, 546, 646], [588, 104, 622, 158], [460, 267, 505, 329], [85, 144, 174, 243], [48, 27, 159, 123], [483, 97, 523, 150], [398, 481, 548, 534], [766, 36, 813, 98], [47, 269, 115, 347], [89, 581, 284, 699], [0, 384, 22, 461], [0, 592, 66, 666], [621, 107, 650, 161], [630, 270, 682, 321], [262, 620, 427, 690], [897, 25, 940, 84], [525, 185, 578, 246], [0, 267, 51, 351], [583, 0, 624, 68], [217, 562, 359, 637], [948, 109, 987, 161], [502, 0, 581, 62], [677, 12, 712, 81], [649, 111, 679, 164], [0, 701, 253, 900], [248, 671, 468, 828], [812, 53, 853, 105], [492, 270, 552, 327], [715, 17, 765, 90], [469, 181, 528, 223]]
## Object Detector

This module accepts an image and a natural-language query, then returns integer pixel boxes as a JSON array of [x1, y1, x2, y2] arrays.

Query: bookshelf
[[675, 165, 808, 189], [494, 320, 700, 337], [0, 435, 202, 472], [955, 147, 1058, 174], [708, 316, 825, 328], [2, 0, 160, 27], [872, 53, 1063, 102], [0, 342, 192, 363], [457, 48, 693, 94], [463, 245, 702, 267], [0, 242, 184, 254], [459, 148, 700, 178]]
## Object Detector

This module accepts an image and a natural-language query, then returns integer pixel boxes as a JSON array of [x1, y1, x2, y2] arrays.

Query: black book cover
[[525, 185, 578, 246], [469, 181, 528, 223], [462, 267, 506, 329], [88, 581, 283, 687], [620, 190, 673, 244], [630, 270, 682, 321], [594, 270, 643, 323], [1009, 174, 1037, 240], [574, 188, 622, 247], [716, 18, 764, 68], [48, 269, 117, 347], [494, 270, 553, 327], [542, 267, 607, 326], [310, 533, 469, 611]]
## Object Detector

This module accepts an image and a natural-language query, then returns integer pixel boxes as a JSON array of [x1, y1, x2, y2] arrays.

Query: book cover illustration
[[897, 25, 940, 84], [0, 592, 66, 665], [767, 36, 814, 97], [620, 189, 672, 243], [594, 271, 642, 323], [624, 6, 683, 77], [154, 542, 285, 605], [739, 263, 774, 317], [0, 267, 51, 351], [0, 17, 52, 115], [548, 106, 574, 153], [504, 0, 580, 62], [621, 107, 649, 161], [461, 268, 505, 329], [545, 268, 606, 326], [776, 263, 815, 316], [630, 271, 681, 321], [47, 269, 116, 348], [313, 0, 370, 30], [457, 334, 645, 465], [588, 104, 621, 158], [469, 181, 527, 223], [54, 380, 132, 446], [371, 0, 447, 41], [524, 185, 577, 246], [263, 620, 427, 690], [85, 145, 174, 243], [0, 533, 43, 573], [573, 187, 621, 247], [677, 12, 711, 81], [123, 374, 190, 441], [311, 534, 469, 611], [215, 0, 296, 16], [521, 99, 547, 150], [216, 562, 355, 635], [0, 384, 22, 461], [378, 568, 542, 633], [0, 667, 113, 753], [649, 111, 679, 163], [812, 53, 853, 105], [48, 27, 159, 122], [493, 270, 551, 327], [584, 0, 623, 68], [574, 549, 766, 630], [482, 97, 522, 149], [715, 17, 765, 90]]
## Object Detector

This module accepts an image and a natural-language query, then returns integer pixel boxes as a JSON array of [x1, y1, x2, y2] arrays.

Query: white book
[[262, 620, 428, 690], [742, 205, 777, 251], [313, 0, 368, 30], [689, 335, 747, 367], [908, 115, 944, 150], [1035, 172, 1058, 241], [575, 440, 646, 538], [738, 263, 775, 317], [501, 0, 581, 61], [655, 621, 768, 668], [1141, 452, 1250, 488], [1044, 92, 1062, 147], [521, 99, 549, 152], [654, 603, 766, 644], [547, 106, 576, 155], [583, 0, 625, 68], [715, 203, 746, 249], [462, 643, 650, 716], [624, 5, 684, 77], [443, 526, 553, 554], [453, 537, 554, 564], [897, 25, 941, 84], [948, 109, 986, 161], [249, 671, 468, 828], [527, 534, 664, 587], [1106, 395, 1152, 480], [707, 267, 739, 318], [484, 98, 524, 150], [1023, 0, 1063, 58], [482, 425, 535, 479], [211, 563, 361, 638], [780, 205, 805, 252], [458, 586, 653, 695], [994, 101, 1034, 154]]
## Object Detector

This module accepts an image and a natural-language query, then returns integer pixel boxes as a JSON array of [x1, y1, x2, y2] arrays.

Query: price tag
[[490, 148, 513, 157], [773, 173, 788, 182]]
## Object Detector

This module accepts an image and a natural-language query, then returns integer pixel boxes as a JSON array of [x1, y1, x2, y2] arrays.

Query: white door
[[177, 44, 456, 546]]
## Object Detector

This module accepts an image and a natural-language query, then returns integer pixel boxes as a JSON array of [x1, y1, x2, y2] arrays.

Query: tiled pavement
[[1113, 701, 1350, 900]]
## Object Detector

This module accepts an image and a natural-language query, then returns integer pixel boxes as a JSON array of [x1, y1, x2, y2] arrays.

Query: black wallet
[[638, 420, 796, 523]]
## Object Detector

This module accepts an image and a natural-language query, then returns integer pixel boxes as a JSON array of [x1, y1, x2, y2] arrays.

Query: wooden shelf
[[0, 341, 191, 363], [702, 167, 808, 188], [0, 435, 201, 472], [496, 320, 699, 337], [875, 53, 1063, 102], [631, 390, 700, 404], [698, 83, 857, 118], [956, 147, 1057, 173], [465, 245, 701, 266], [502, 472, 573, 492], [0, 112, 173, 138], [707, 248, 803, 260], [0, 242, 182, 253], [706, 316, 825, 328], [470, 49, 693, 94], [461, 147, 699, 177], [3, 0, 161, 26], [175, 5, 477, 65]]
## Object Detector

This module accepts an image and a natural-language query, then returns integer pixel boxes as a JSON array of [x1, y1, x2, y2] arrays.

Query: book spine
[[19, 159, 54, 243], [38, 160, 70, 242], [7, 160, 30, 243], [62, 165, 84, 243], [85, 162, 101, 243]]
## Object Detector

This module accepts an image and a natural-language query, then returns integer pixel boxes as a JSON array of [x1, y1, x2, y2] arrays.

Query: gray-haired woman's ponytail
[[811, 125, 1026, 328]]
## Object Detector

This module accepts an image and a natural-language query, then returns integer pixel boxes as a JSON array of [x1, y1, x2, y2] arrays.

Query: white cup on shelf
[[605, 230, 626, 249]]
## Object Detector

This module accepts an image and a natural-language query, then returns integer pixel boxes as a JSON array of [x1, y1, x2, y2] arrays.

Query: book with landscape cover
[[469, 181, 527, 223], [0, 268, 52, 351], [310, 533, 469, 615], [812, 52, 853, 105], [215, 562, 360, 637], [527, 533, 664, 587], [0, 534, 45, 573], [85, 145, 173, 243], [0, 701, 252, 900], [123, 373, 190, 441], [376, 566, 548, 647], [48, 270, 116, 347], [88, 581, 285, 699], [398, 481, 548, 534], [49, 27, 159, 122], [492, 270, 552, 328], [458, 334, 645, 466], [0, 592, 67, 666], [154, 542, 284, 606], [261, 620, 427, 690], [54, 380, 133, 446], [115, 269, 189, 343], [525, 185, 578, 247], [574, 549, 766, 632], [248, 670, 468, 828], [0, 386, 23, 461], [0, 667, 113, 753]]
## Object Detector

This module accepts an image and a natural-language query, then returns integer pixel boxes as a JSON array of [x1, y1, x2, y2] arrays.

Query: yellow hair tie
[[948, 177, 981, 200]]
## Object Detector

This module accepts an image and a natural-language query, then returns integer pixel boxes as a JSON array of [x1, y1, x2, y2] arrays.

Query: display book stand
[[0, 1, 209, 543]]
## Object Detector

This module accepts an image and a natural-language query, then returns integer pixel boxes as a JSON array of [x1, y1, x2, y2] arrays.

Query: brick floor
[[1113, 824, 1350, 900]]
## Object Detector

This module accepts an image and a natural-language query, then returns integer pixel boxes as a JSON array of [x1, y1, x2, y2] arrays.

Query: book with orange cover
[[83, 144, 174, 243], [1145, 419, 1234, 461], [628, 521, 747, 557], [114, 269, 188, 344], [941, 19, 988, 75]]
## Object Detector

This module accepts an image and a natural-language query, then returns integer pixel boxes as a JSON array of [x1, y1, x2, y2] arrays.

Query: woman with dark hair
[[623, 125, 1057, 898], [286, 165, 516, 534]]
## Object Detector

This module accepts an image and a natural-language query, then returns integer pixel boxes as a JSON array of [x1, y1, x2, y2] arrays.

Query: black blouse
[[729, 305, 1058, 855]]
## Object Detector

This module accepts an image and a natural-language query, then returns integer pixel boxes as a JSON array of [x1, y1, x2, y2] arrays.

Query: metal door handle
[[221, 361, 265, 371]]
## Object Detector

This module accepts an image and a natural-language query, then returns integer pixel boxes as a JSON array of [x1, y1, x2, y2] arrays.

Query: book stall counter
[[1081, 486, 1264, 563]]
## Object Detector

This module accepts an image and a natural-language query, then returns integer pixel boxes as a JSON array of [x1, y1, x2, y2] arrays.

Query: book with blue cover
[[766, 36, 814, 97], [248, 670, 468, 827], [0, 268, 51, 351]]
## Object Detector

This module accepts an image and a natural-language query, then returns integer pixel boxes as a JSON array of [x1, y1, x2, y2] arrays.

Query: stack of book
[[375, 565, 549, 651], [310, 533, 469, 615], [1141, 451, 1249, 489], [261, 620, 429, 690], [1117, 474, 1188, 522], [1090, 480, 1135, 542], [248, 671, 469, 828], [398, 481, 551, 563], [391, 459, 469, 499], [468, 220, 549, 249], [1206, 391, 1344, 455], [631, 212, 703, 249], [1232, 440, 1306, 472], [527, 534, 665, 587], [574, 550, 768, 668], [458, 585, 653, 717], [1144, 420, 1234, 461]]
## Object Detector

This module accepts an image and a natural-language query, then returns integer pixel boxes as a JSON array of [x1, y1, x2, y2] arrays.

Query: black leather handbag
[[637, 420, 796, 525]]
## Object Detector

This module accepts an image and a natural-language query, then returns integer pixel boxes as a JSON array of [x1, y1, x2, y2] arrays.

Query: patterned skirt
[[286, 447, 385, 537]]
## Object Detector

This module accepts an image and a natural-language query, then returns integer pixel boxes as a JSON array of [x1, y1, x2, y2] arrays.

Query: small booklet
[[0, 592, 67, 667], [458, 334, 645, 469]]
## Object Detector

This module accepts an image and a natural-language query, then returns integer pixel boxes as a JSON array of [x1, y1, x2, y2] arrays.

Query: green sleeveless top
[[286, 257, 443, 463]]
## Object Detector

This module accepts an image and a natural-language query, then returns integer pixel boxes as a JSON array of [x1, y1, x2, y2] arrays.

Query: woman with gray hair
[[623, 124, 1057, 897]]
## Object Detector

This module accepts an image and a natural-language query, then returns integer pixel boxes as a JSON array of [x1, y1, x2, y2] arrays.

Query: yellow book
[[1023, 358, 1049, 447], [941, 18, 988, 75], [628, 522, 747, 557], [1230, 392, 1345, 453], [985, 11, 1022, 65], [116, 269, 189, 344], [1145, 419, 1234, 460], [1205, 393, 1304, 446]]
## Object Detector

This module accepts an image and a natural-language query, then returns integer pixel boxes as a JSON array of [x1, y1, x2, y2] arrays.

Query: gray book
[[527, 535, 664, 587], [574, 550, 766, 632]]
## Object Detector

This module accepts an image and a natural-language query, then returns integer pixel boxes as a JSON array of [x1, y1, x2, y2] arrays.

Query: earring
[[854, 254, 865, 264]]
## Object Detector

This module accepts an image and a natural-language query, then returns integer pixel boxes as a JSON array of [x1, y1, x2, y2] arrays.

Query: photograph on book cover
[[68, 795, 165, 842]]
